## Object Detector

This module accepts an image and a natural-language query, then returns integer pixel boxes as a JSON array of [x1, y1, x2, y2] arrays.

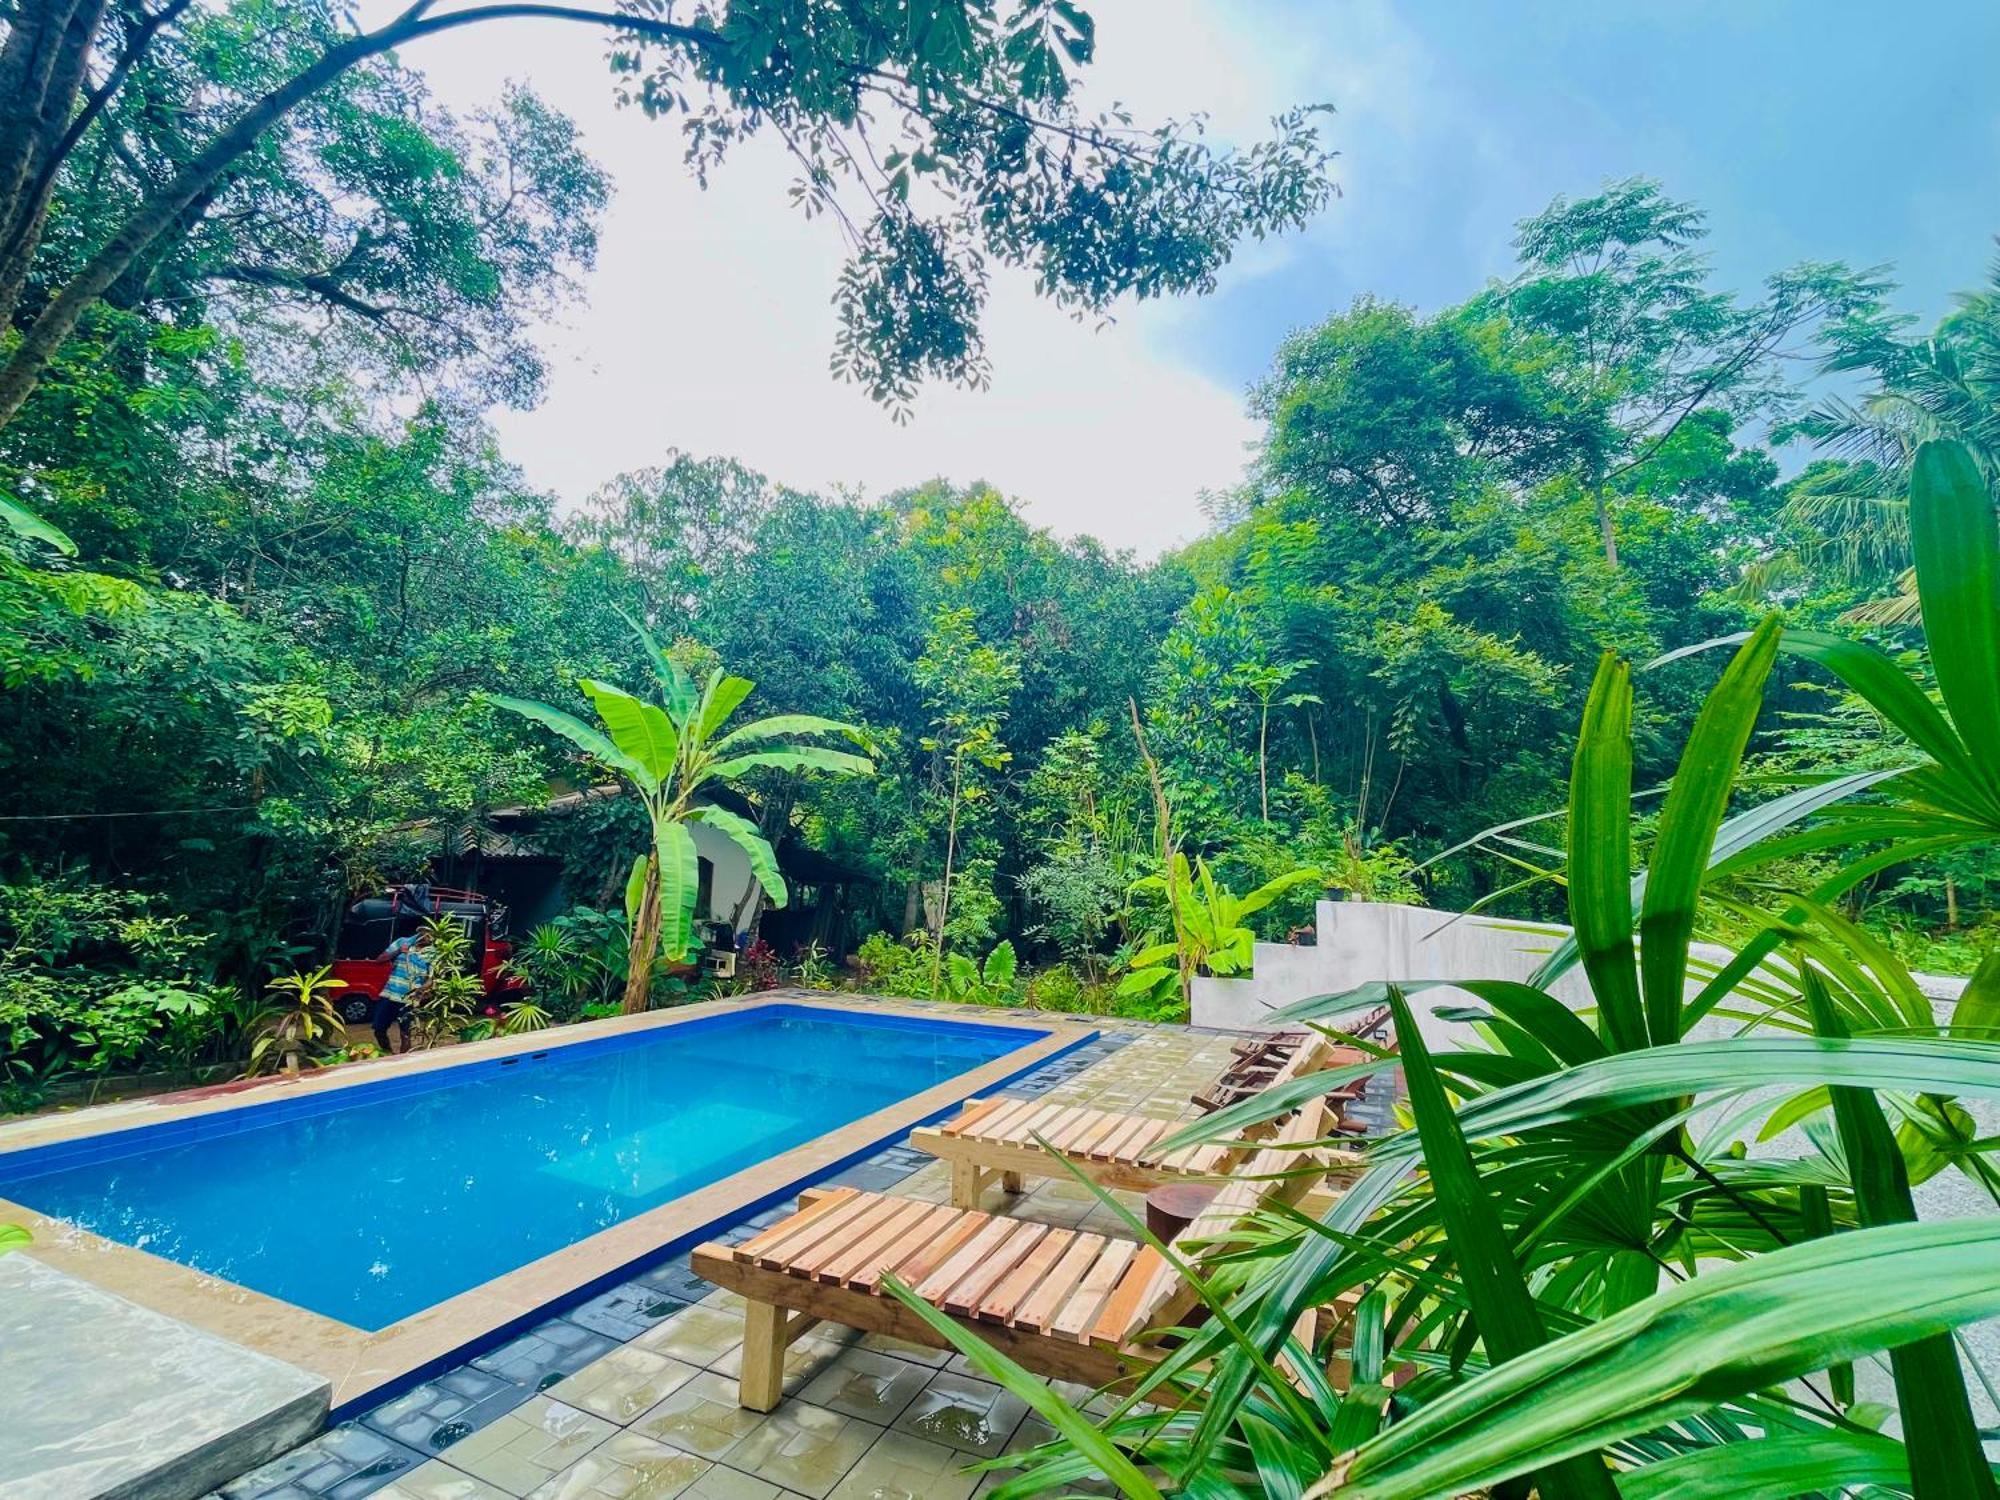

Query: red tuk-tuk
[[329, 885, 522, 1023]]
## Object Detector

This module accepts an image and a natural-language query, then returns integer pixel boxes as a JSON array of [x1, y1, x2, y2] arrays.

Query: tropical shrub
[[487, 618, 872, 1011], [0, 875, 237, 1104], [247, 966, 348, 1077], [1117, 856, 1323, 1009], [409, 918, 485, 1049], [852, 930, 939, 1000], [941, 940, 1021, 1005], [791, 941, 837, 989]]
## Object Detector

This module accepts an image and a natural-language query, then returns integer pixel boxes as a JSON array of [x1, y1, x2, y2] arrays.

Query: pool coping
[[0, 993, 1093, 1411]]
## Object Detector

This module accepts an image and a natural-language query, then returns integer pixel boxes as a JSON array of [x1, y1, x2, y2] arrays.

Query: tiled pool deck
[[210, 998, 1390, 1500]]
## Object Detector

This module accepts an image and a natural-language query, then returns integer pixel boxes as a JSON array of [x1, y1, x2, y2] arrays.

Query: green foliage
[[408, 918, 482, 1051], [499, 999, 554, 1036], [1118, 854, 1323, 1009], [0, 875, 241, 1103], [0, 0, 1334, 435], [248, 966, 348, 1076], [959, 505, 2000, 1495], [486, 617, 871, 1011]]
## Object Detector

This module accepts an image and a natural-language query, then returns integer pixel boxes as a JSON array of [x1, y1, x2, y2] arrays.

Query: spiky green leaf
[[1315, 1219, 2000, 1500], [1385, 990, 1617, 1500], [1638, 616, 1780, 1044], [1567, 653, 1645, 1052], [1909, 438, 2000, 799]]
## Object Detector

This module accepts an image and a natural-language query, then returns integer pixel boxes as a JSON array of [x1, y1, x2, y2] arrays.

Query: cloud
[[359, 1, 1348, 554]]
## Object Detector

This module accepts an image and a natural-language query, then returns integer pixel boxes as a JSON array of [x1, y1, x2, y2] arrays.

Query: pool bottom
[[0, 995, 1095, 1413]]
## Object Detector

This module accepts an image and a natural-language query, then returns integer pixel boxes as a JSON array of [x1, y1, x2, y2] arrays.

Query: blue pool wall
[[0, 1003, 1061, 1183]]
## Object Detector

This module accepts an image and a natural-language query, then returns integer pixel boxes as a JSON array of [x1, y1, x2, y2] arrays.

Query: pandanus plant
[[487, 620, 872, 1012], [878, 440, 2000, 1498]]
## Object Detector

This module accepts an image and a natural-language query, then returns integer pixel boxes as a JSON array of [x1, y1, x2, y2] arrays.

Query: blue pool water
[[0, 1006, 1048, 1329]]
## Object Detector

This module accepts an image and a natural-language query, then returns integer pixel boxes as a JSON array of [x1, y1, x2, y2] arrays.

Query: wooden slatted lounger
[[690, 1100, 1331, 1411], [909, 1032, 1359, 1210]]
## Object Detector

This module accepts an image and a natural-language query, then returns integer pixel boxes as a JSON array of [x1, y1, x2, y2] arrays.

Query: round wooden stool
[[1145, 1181, 1222, 1242]]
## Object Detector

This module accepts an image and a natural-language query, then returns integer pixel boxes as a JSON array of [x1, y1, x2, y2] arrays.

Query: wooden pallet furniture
[[910, 1032, 1360, 1210], [691, 1103, 1330, 1411]]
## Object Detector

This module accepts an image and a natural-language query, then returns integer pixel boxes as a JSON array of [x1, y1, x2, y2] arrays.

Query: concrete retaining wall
[[1193, 900, 1968, 1045]]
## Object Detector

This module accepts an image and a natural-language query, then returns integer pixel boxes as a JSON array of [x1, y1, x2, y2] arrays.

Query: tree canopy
[[0, 0, 1335, 428]]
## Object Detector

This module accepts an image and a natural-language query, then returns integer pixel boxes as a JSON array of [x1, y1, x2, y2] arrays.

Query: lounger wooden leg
[[1000, 1170, 1026, 1194], [950, 1159, 984, 1210], [740, 1298, 788, 1412]]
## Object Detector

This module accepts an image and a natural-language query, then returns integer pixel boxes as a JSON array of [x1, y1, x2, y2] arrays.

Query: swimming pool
[[0, 1004, 1055, 1331]]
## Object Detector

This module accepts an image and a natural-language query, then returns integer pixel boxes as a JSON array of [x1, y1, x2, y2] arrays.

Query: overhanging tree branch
[[0, 2, 733, 430]]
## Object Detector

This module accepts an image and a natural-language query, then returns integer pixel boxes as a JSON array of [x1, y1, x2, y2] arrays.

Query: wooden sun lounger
[[911, 1033, 1356, 1210], [691, 1102, 1330, 1410]]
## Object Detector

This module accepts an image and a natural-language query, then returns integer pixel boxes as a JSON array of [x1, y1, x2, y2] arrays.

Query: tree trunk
[[1258, 701, 1271, 822], [1594, 487, 1619, 569], [623, 857, 661, 1013], [0, 0, 108, 330], [929, 755, 963, 996]]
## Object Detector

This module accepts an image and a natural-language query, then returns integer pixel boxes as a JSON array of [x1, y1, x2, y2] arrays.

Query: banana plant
[[1118, 855, 1323, 1007], [487, 618, 873, 1012]]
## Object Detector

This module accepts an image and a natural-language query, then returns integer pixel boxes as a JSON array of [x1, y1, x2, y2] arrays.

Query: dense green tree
[[1490, 177, 1878, 565]]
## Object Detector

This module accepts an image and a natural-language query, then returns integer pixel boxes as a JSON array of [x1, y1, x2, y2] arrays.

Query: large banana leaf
[[1311, 1217, 2000, 1500], [704, 746, 874, 781], [1232, 866, 1327, 921], [654, 820, 700, 961], [695, 675, 756, 744], [620, 608, 698, 726], [578, 679, 678, 787], [484, 692, 651, 787], [0, 490, 77, 555], [686, 804, 788, 907], [622, 852, 648, 928], [712, 713, 868, 753]]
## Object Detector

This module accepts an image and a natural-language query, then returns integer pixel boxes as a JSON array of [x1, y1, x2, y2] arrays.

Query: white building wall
[[686, 818, 757, 935], [1193, 900, 1967, 1049]]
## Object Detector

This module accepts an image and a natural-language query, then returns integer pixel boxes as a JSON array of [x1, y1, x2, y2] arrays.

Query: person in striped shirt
[[371, 929, 434, 1053]]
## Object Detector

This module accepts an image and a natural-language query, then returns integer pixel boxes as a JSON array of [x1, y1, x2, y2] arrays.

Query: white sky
[[365, 2, 1359, 554]]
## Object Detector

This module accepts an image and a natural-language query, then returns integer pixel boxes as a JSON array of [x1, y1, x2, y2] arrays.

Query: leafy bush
[[0, 875, 238, 1106], [941, 939, 1020, 1005], [247, 966, 348, 1076], [409, 918, 483, 1049], [1019, 843, 1124, 972]]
